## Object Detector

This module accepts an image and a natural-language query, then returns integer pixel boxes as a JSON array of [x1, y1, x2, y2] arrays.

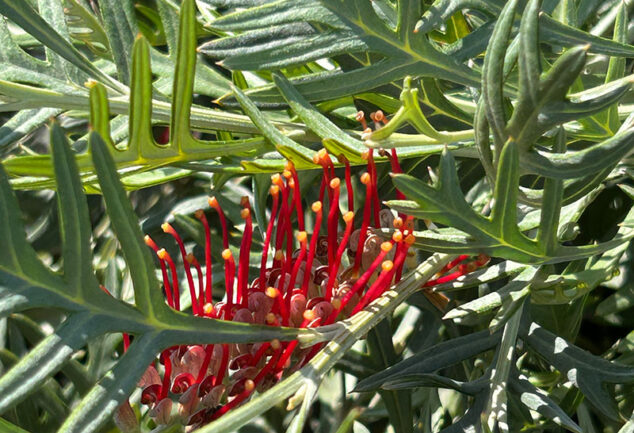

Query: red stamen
[[210, 379, 256, 420], [196, 344, 215, 382], [158, 248, 181, 311], [159, 350, 172, 399], [284, 232, 307, 324], [272, 174, 289, 268], [194, 210, 213, 305], [301, 202, 323, 295], [327, 177, 341, 266], [187, 253, 205, 313], [214, 344, 229, 386], [389, 148, 406, 200], [275, 315, 314, 370], [208, 197, 229, 250], [123, 333, 130, 352], [353, 173, 373, 273], [237, 200, 253, 307], [364, 150, 381, 227], [285, 161, 305, 231], [222, 249, 235, 313], [352, 235, 414, 314], [145, 236, 175, 308], [162, 223, 200, 315], [325, 211, 354, 301], [260, 185, 280, 291], [327, 240, 393, 323]]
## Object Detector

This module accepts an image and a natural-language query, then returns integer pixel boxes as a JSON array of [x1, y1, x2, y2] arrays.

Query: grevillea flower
[[134, 111, 489, 428]]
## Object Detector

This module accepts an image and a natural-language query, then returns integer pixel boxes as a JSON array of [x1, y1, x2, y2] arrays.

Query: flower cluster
[[133, 111, 487, 429]]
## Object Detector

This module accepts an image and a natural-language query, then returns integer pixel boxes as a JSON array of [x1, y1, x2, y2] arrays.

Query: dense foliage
[[0, 0, 633, 432]]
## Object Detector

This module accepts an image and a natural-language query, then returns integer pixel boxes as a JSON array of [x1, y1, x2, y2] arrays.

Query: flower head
[[135, 111, 487, 428]]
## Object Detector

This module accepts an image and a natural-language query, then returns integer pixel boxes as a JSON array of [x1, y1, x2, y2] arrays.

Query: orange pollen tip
[[284, 161, 294, 171], [374, 110, 385, 122], [331, 298, 342, 310], [161, 222, 172, 233], [312, 154, 320, 164], [274, 250, 284, 261], [157, 248, 168, 260], [405, 234, 416, 245], [208, 197, 219, 208], [270, 185, 280, 196], [143, 235, 152, 245], [203, 303, 213, 315], [303, 310, 317, 321], [244, 379, 255, 392], [355, 111, 365, 121], [317, 148, 328, 160], [288, 179, 296, 189], [382, 260, 394, 272], [381, 242, 393, 253], [270, 339, 281, 350], [312, 201, 322, 213], [265, 287, 278, 298], [266, 313, 277, 324], [392, 232, 404, 242], [360, 172, 371, 185], [343, 211, 354, 223], [330, 177, 340, 189], [194, 209, 204, 219], [282, 170, 292, 179], [393, 217, 403, 229], [222, 249, 232, 261], [297, 231, 308, 243], [186, 253, 196, 264], [361, 151, 369, 161], [240, 208, 250, 219], [271, 173, 283, 186]]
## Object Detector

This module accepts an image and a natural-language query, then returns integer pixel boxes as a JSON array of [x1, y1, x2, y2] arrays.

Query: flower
[[134, 111, 488, 428]]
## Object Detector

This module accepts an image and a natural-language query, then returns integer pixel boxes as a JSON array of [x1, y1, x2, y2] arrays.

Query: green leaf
[[99, 0, 137, 84], [58, 332, 161, 433], [509, 373, 582, 433], [90, 131, 167, 319], [354, 330, 500, 392], [0, 0, 127, 93], [522, 321, 634, 420], [273, 72, 365, 160], [231, 83, 317, 167], [0, 312, 102, 413], [50, 121, 99, 299]]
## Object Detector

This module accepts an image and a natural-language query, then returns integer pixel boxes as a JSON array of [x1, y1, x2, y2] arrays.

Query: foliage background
[[0, 0, 633, 432]]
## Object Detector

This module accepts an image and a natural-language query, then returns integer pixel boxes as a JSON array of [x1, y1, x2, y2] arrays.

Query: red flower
[[134, 111, 487, 427]]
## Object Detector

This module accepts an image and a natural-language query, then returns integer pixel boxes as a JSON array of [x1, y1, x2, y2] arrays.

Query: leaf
[[231, 83, 317, 167], [273, 72, 365, 160], [58, 332, 161, 433], [98, 0, 137, 84], [509, 373, 582, 433], [205, 0, 481, 105], [354, 330, 500, 392], [90, 131, 167, 318], [0, 0, 127, 93], [521, 321, 634, 420], [390, 143, 634, 264], [0, 312, 101, 413], [50, 121, 99, 299]]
